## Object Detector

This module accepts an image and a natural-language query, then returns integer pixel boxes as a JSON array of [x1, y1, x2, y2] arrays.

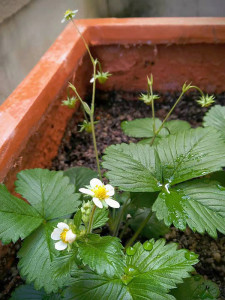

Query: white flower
[[79, 178, 120, 209], [51, 222, 76, 250]]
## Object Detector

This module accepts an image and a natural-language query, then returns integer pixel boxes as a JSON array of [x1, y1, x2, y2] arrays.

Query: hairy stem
[[125, 210, 153, 249], [150, 91, 185, 146], [72, 19, 94, 64], [87, 205, 97, 234]]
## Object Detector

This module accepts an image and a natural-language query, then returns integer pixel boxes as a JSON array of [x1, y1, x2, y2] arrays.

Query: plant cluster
[[1, 9, 225, 300]]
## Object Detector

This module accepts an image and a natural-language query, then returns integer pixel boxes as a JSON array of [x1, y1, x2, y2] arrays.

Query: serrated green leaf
[[10, 284, 63, 300], [203, 104, 225, 139], [92, 208, 109, 229], [18, 223, 69, 293], [64, 239, 198, 300], [77, 234, 125, 277], [102, 143, 162, 192], [121, 118, 190, 139], [157, 127, 225, 185], [153, 179, 225, 237], [130, 209, 169, 239], [170, 275, 220, 299], [0, 184, 43, 244], [15, 169, 81, 220], [64, 167, 98, 193]]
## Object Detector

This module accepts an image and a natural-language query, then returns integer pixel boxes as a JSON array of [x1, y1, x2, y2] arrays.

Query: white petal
[[90, 178, 103, 188], [105, 184, 115, 196], [73, 10, 78, 14], [61, 19, 65, 23], [90, 77, 94, 83], [79, 188, 94, 196], [65, 230, 76, 244], [55, 241, 67, 251], [93, 197, 103, 208], [105, 198, 120, 208], [57, 222, 69, 230], [51, 228, 62, 240]]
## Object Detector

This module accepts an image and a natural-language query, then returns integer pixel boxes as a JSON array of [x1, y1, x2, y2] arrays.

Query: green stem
[[112, 196, 130, 237], [71, 19, 94, 64], [189, 85, 205, 97], [125, 210, 153, 249], [89, 61, 102, 180], [150, 84, 156, 134], [150, 91, 185, 146], [87, 205, 97, 234]]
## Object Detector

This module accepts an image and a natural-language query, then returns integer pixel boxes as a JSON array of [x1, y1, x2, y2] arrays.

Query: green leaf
[[171, 275, 220, 299], [64, 167, 98, 193], [203, 104, 225, 139], [74, 209, 82, 228], [130, 192, 158, 208], [64, 239, 198, 300], [18, 223, 69, 293], [102, 143, 162, 192], [15, 169, 81, 220], [121, 118, 162, 138], [209, 171, 225, 187], [77, 234, 125, 277], [121, 118, 190, 139], [0, 185, 42, 244], [51, 250, 78, 278], [10, 284, 63, 300], [156, 127, 225, 185], [92, 208, 109, 229], [153, 179, 225, 237], [130, 209, 169, 239], [10, 284, 46, 300]]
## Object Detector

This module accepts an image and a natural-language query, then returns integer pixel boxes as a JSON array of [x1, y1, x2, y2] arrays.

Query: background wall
[[0, 0, 225, 104]]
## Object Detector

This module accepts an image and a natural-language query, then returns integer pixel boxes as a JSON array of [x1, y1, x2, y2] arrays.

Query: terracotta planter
[[1, 17, 225, 279]]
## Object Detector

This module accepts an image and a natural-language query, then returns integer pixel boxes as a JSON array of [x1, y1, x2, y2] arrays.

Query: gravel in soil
[[2, 90, 225, 299]]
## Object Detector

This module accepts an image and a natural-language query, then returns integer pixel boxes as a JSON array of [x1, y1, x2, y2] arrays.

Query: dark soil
[[2, 90, 225, 299]]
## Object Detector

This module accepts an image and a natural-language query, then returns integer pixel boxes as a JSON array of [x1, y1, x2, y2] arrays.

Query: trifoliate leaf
[[130, 209, 169, 239], [15, 169, 80, 220], [0, 184, 42, 244], [153, 179, 225, 237], [10, 284, 63, 299], [64, 239, 198, 300], [77, 234, 125, 277], [18, 223, 69, 293], [92, 208, 109, 229], [203, 104, 225, 139], [156, 127, 225, 185], [64, 167, 98, 192], [170, 275, 220, 299], [103, 144, 162, 192]]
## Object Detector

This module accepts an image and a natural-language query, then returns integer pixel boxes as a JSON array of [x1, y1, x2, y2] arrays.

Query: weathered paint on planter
[[1, 17, 225, 188]]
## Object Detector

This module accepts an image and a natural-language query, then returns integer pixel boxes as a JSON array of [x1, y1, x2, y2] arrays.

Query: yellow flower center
[[93, 186, 108, 201], [60, 229, 69, 243]]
